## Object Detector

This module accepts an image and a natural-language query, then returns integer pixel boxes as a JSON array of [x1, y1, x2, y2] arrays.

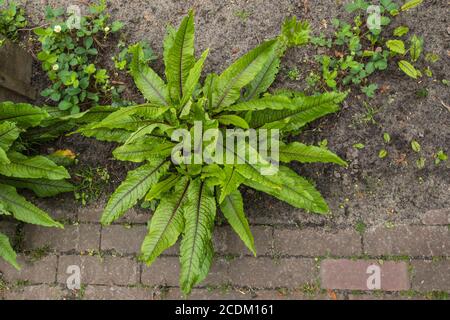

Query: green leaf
[[242, 51, 280, 101], [180, 179, 216, 295], [92, 104, 169, 129], [0, 121, 21, 151], [78, 126, 131, 143], [166, 10, 196, 102], [101, 160, 170, 225], [180, 49, 209, 107], [393, 26, 409, 37], [145, 174, 181, 202], [0, 102, 48, 128], [243, 166, 329, 214], [113, 139, 174, 163], [129, 44, 169, 106], [211, 40, 277, 110], [398, 60, 419, 79], [0, 177, 74, 197], [0, 152, 70, 180], [401, 0, 423, 11], [220, 190, 255, 255], [0, 232, 20, 270], [217, 114, 249, 129], [0, 147, 9, 164], [224, 95, 297, 112], [249, 92, 346, 132], [218, 165, 245, 204], [378, 149, 388, 159], [386, 39, 406, 55], [279, 142, 347, 166], [411, 140, 421, 152], [141, 177, 190, 265], [409, 35, 423, 62], [0, 184, 63, 228]]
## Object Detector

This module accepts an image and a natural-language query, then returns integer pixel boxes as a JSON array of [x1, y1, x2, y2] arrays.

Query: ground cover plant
[[34, 0, 125, 113], [75, 11, 347, 295], [0, 0, 26, 45], [0, 102, 74, 269], [309, 0, 427, 97]]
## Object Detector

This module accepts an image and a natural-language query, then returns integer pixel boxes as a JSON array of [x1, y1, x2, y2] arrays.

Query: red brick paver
[[320, 259, 410, 291]]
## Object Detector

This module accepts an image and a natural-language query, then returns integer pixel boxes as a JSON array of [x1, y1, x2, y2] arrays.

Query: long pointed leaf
[[101, 160, 170, 225], [0, 184, 63, 227], [220, 190, 255, 255], [180, 179, 216, 294], [0, 232, 20, 270], [141, 176, 190, 265]]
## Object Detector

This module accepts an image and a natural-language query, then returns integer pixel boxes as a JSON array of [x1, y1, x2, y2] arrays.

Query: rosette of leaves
[[34, 0, 124, 114], [76, 11, 347, 295], [0, 102, 74, 269]]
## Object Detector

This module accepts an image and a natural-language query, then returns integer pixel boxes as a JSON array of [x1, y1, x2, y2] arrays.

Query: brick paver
[[0, 255, 57, 284], [411, 260, 450, 292], [364, 225, 450, 257], [214, 226, 273, 256], [422, 209, 450, 225], [274, 228, 362, 257], [320, 259, 410, 291], [83, 285, 154, 300], [227, 257, 317, 288], [23, 224, 100, 252], [1, 285, 66, 300], [57, 255, 139, 286], [101, 224, 147, 254]]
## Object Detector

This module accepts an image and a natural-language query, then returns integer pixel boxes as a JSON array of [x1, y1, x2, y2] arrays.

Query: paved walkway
[[1, 204, 448, 300]]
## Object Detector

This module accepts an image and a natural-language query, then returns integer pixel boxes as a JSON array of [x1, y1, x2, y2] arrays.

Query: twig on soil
[[438, 99, 450, 112]]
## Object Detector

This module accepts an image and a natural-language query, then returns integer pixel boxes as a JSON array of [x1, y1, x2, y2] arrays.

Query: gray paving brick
[[274, 228, 362, 256], [57, 255, 139, 286], [0, 255, 57, 284], [23, 224, 100, 253], [101, 225, 147, 254], [83, 285, 154, 300], [213, 226, 273, 256], [2, 284, 65, 300], [364, 225, 450, 257], [227, 257, 317, 288], [422, 209, 450, 225], [411, 260, 450, 292]]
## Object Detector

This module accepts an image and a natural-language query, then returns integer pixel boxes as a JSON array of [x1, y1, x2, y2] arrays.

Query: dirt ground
[[15, 0, 450, 228]]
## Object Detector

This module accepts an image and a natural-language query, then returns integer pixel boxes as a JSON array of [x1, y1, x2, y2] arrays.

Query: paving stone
[[422, 209, 450, 225], [23, 224, 100, 253], [116, 208, 151, 224], [163, 288, 252, 300], [0, 255, 57, 284], [320, 259, 410, 291], [77, 202, 104, 223], [213, 226, 273, 256], [140, 256, 179, 286], [274, 228, 362, 257], [251, 290, 337, 300], [348, 294, 427, 300], [2, 285, 65, 300], [101, 225, 147, 254], [227, 257, 317, 288], [83, 285, 154, 300], [364, 225, 450, 257], [57, 255, 139, 286], [411, 260, 450, 292], [141, 256, 228, 287]]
